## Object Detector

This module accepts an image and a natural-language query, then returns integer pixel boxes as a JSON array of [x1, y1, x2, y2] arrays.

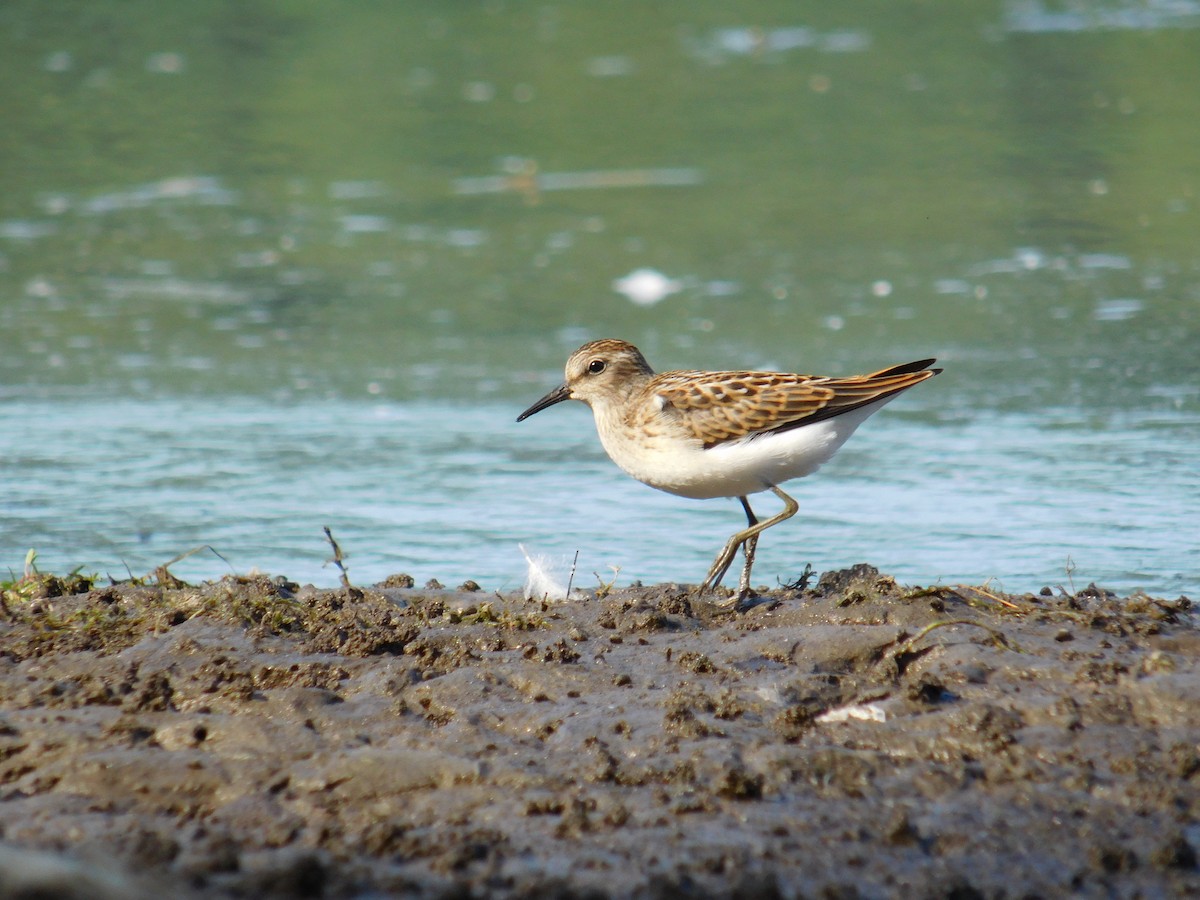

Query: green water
[[2, 2, 1197, 593]]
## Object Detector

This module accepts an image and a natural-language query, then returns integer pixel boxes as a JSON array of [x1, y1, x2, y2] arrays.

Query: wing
[[648, 360, 940, 448]]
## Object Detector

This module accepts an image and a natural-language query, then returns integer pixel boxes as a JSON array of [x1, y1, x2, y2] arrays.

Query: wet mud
[[0, 565, 1197, 898]]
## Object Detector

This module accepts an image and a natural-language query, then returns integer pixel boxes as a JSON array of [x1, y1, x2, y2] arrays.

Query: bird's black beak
[[516, 383, 571, 422]]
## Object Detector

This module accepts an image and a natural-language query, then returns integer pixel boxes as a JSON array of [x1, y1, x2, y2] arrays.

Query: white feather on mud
[[519, 544, 584, 602]]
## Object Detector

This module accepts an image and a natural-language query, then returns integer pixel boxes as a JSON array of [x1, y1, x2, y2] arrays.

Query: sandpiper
[[517, 339, 941, 600]]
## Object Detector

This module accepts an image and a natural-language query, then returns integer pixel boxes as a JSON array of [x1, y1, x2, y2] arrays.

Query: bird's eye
[[587, 359, 606, 375]]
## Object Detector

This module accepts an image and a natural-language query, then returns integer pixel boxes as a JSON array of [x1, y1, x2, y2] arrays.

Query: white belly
[[594, 399, 892, 500]]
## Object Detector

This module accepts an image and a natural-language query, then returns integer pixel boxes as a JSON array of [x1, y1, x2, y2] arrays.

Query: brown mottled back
[[645, 360, 940, 448]]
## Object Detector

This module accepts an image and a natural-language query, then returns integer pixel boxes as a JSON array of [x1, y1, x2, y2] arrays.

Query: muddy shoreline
[[1, 565, 1197, 898]]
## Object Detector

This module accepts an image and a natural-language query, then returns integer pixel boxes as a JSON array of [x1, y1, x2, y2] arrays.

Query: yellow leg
[[736, 497, 759, 599], [699, 486, 799, 596], [737, 533, 759, 599]]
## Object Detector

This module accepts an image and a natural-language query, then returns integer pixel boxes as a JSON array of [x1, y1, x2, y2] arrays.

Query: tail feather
[[867, 358, 941, 378], [762, 359, 940, 436]]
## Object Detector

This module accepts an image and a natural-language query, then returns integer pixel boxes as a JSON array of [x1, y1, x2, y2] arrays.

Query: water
[[2, 397, 1194, 596], [1, 2, 1197, 595]]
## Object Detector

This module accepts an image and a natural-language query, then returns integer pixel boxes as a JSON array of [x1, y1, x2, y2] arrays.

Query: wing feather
[[644, 362, 940, 448]]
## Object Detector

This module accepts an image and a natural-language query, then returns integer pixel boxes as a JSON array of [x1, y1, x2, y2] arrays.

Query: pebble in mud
[[0, 565, 1197, 897]]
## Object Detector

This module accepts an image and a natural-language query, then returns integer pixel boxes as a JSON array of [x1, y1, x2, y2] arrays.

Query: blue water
[[2, 397, 1194, 596]]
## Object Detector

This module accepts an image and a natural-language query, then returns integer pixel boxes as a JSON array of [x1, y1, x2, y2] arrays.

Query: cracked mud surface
[[1, 565, 1197, 898]]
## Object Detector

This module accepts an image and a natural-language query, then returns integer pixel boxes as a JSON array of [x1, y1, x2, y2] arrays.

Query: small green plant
[[2, 550, 96, 605], [449, 601, 547, 630], [594, 565, 621, 599], [2, 549, 39, 592]]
